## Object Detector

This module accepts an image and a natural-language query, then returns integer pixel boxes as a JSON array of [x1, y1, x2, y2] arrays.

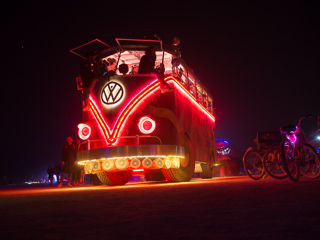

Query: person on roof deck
[[104, 58, 117, 79], [138, 46, 173, 93], [130, 65, 138, 74], [138, 46, 156, 74], [80, 52, 99, 111], [80, 54, 117, 111]]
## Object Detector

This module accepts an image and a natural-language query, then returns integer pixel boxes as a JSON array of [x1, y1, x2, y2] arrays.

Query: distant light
[[317, 136, 320, 140]]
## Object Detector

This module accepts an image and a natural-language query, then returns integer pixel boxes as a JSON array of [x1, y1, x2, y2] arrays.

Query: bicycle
[[262, 147, 287, 179], [243, 132, 281, 180], [280, 115, 320, 182]]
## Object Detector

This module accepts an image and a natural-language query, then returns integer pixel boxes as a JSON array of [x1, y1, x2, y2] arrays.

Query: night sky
[[3, 1, 319, 182]]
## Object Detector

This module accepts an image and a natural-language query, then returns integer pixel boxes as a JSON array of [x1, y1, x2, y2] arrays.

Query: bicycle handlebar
[[297, 114, 312, 127]]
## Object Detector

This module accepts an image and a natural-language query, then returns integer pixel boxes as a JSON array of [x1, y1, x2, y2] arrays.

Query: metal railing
[[78, 135, 162, 153]]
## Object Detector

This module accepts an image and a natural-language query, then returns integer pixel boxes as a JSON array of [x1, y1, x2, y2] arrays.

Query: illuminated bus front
[[71, 38, 217, 185]]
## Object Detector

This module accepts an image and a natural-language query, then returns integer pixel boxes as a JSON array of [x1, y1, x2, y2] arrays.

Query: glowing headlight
[[138, 116, 156, 134], [78, 123, 91, 140]]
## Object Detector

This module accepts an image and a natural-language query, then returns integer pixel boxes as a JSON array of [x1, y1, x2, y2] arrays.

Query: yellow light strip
[[77, 155, 185, 165]]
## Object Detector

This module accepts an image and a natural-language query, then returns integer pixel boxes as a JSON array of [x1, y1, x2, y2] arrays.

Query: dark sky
[[2, 1, 319, 182]]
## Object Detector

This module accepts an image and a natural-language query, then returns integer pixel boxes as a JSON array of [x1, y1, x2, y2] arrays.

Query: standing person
[[47, 164, 54, 185], [54, 161, 62, 184], [72, 140, 82, 186], [58, 137, 76, 187]]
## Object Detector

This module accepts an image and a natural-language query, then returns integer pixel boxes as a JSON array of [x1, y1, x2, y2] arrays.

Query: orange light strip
[[89, 75, 215, 144]]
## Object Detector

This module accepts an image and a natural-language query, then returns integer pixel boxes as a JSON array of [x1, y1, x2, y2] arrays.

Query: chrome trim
[[77, 144, 185, 162]]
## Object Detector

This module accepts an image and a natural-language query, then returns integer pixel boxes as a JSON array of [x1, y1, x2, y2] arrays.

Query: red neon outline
[[89, 75, 215, 144]]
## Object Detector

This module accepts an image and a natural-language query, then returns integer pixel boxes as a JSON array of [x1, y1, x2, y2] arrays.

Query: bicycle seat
[[280, 125, 296, 134]]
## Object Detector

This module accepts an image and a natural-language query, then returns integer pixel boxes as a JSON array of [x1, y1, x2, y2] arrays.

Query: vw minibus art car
[[70, 37, 217, 185]]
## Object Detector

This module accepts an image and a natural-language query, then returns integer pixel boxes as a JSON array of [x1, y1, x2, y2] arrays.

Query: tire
[[96, 170, 133, 186], [299, 143, 320, 179], [162, 136, 195, 182], [145, 169, 166, 181], [280, 139, 300, 182], [200, 163, 213, 179], [263, 148, 287, 179], [243, 148, 265, 180]]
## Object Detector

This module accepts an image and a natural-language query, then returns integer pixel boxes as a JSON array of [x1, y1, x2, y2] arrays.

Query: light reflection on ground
[[0, 176, 249, 197]]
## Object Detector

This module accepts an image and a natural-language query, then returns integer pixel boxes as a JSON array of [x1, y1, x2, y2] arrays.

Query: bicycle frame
[[285, 127, 307, 150]]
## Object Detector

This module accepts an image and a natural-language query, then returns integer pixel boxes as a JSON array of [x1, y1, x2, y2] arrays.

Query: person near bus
[[47, 164, 54, 185], [54, 161, 62, 184], [58, 137, 76, 187], [72, 139, 82, 185]]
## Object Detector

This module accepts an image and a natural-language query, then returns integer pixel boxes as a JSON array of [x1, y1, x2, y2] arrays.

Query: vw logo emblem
[[101, 82, 124, 105]]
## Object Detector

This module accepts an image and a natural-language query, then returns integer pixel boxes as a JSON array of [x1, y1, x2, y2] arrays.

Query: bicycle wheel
[[243, 148, 265, 180], [280, 139, 300, 182], [300, 143, 320, 179], [263, 148, 287, 179]]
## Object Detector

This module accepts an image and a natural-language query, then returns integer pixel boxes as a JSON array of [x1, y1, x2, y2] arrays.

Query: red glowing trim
[[88, 76, 215, 144], [164, 76, 215, 122]]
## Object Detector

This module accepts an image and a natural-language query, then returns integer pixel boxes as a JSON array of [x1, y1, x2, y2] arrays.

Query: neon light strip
[[89, 80, 161, 143], [77, 155, 186, 165], [89, 75, 215, 144], [165, 76, 215, 122]]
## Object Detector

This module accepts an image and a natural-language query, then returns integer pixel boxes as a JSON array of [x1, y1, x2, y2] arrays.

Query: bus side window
[[188, 74, 196, 97], [208, 98, 213, 113], [203, 91, 208, 109], [197, 86, 203, 104]]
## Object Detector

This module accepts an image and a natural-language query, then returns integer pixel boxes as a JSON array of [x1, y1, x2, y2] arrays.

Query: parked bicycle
[[243, 131, 282, 180], [262, 147, 287, 179], [280, 115, 320, 182]]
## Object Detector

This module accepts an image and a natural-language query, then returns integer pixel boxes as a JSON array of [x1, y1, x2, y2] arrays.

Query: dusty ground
[[1, 176, 320, 240]]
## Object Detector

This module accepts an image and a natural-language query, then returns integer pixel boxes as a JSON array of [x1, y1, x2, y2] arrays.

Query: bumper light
[[130, 158, 141, 168], [142, 158, 153, 168], [115, 158, 129, 170]]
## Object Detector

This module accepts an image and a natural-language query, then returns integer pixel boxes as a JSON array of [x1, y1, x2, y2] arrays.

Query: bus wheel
[[162, 138, 195, 182], [96, 170, 132, 186], [200, 163, 213, 179], [145, 169, 166, 181]]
